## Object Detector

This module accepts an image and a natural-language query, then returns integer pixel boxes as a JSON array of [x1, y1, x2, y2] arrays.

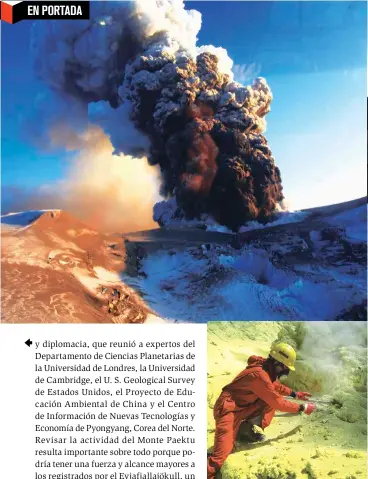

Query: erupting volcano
[[32, 0, 283, 231]]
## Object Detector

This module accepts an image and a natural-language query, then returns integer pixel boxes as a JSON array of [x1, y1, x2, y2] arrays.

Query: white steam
[[133, 0, 202, 56], [10, 126, 161, 233], [300, 322, 367, 393], [88, 101, 150, 156], [50, 125, 161, 232]]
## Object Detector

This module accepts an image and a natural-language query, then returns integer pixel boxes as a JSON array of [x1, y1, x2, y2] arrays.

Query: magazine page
[[0, 1, 367, 479]]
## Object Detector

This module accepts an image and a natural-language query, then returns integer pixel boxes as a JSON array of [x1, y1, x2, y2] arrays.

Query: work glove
[[300, 403, 316, 415], [296, 391, 312, 400]]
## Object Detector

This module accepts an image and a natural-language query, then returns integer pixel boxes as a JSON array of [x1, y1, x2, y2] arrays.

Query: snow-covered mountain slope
[[1, 210, 155, 323], [1, 198, 365, 323], [122, 198, 367, 321]]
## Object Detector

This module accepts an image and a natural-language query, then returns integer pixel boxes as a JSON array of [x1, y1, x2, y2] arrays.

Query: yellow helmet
[[269, 343, 296, 371]]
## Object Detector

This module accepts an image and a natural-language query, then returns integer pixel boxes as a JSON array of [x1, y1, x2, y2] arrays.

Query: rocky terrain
[[123, 198, 367, 321], [1, 210, 159, 323], [1, 197, 366, 323], [207, 321, 367, 479]]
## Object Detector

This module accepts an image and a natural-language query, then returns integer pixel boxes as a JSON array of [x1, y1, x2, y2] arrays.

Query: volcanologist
[[207, 343, 316, 478]]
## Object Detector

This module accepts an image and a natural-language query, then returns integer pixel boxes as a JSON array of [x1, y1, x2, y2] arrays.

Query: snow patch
[[234, 249, 293, 289], [46, 232, 85, 253], [238, 210, 309, 233], [326, 204, 367, 243], [93, 266, 121, 283], [1, 210, 45, 227], [123, 240, 366, 321], [67, 228, 98, 237], [73, 268, 107, 293], [309, 230, 321, 242], [74, 267, 123, 295], [153, 198, 308, 233]]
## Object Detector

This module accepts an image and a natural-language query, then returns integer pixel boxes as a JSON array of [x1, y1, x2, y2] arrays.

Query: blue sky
[[1, 1, 367, 211], [1, 20, 66, 189]]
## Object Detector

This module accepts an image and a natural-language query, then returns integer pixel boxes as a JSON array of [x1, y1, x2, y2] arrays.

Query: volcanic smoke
[[2, 126, 159, 233], [32, 0, 283, 231]]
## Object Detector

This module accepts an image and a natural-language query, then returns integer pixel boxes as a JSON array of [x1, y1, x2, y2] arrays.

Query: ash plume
[[3, 127, 160, 233], [31, 0, 283, 231]]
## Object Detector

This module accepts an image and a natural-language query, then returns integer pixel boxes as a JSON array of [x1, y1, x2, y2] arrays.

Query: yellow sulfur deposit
[[207, 321, 367, 479]]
